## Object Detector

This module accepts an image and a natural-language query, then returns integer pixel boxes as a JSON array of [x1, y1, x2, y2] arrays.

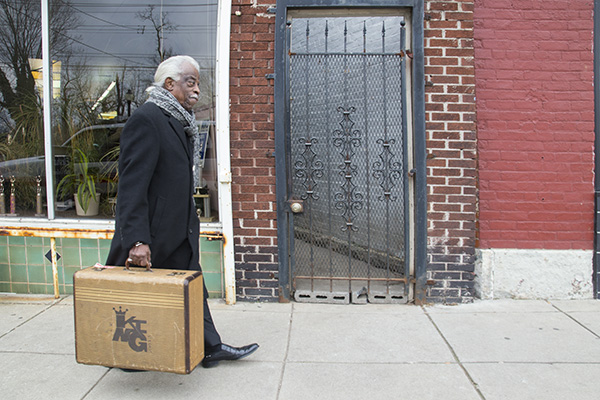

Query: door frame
[[274, 0, 427, 304], [594, 0, 600, 299]]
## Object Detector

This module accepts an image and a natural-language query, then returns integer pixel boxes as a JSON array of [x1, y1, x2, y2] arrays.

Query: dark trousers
[[201, 282, 222, 349], [160, 241, 222, 350]]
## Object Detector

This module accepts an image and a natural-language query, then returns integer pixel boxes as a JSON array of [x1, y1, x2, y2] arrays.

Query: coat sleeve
[[115, 107, 160, 250]]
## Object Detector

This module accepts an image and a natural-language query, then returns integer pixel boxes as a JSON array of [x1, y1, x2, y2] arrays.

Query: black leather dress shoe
[[202, 343, 259, 368]]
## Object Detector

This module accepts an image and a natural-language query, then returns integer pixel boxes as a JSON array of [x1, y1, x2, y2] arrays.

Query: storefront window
[[0, 0, 219, 221]]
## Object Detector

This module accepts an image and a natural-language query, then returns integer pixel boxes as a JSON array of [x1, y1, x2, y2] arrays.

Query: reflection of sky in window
[[290, 16, 406, 54], [58, 0, 217, 74]]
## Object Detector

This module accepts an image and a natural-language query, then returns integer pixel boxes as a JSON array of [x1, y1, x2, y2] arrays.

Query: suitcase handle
[[125, 258, 153, 272]]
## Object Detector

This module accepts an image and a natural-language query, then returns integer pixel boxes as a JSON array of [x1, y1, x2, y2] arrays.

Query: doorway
[[275, 3, 427, 304]]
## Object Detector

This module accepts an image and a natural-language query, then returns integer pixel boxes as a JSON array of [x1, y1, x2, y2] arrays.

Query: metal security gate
[[282, 11, 413, 304]]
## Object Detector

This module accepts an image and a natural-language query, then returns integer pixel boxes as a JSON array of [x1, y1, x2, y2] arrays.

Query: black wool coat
[[106, 102, 200, 270]]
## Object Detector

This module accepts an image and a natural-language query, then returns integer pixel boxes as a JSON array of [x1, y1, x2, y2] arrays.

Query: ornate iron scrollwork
[[333, 107, 363, 231], [373, 138, 402, 201], [294, 137, 324, 200]]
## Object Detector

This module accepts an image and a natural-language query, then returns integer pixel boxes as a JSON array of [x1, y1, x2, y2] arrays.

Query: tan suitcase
[[73, 264, 204, 374]]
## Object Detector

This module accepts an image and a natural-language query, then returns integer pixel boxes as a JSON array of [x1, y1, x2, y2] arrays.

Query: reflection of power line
[[76, 28, 216, 33], [75, 10, 217, 15], [53, 30, 149, 66], [79, 24, 215, 28], [58, 52, 214, 59], [62, 64, 214, 71], [62, 56, 215, 63], [0, 0, 147, 66], [55, 54, 215, 64], [66, 3, 137, 31], [70, 3, 218, 8], [2, 1, 215, 68], [71, 9, 217, 13], [65, 65, 157, 70]]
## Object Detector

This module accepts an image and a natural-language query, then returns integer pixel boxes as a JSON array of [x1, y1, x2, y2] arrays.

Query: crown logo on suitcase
[[112, 306, 148, 352]]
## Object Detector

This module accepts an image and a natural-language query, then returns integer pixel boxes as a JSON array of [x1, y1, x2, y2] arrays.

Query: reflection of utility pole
[[125, 89, 134, 117]]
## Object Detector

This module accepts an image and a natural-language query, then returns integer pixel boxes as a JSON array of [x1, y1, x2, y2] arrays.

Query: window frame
[[0, 0, 230, 237]]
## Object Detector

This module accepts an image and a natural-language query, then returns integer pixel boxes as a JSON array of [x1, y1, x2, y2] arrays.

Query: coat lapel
[[166, 113, 193, 162]]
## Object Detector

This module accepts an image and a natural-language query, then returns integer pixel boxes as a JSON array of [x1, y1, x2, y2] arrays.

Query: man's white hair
[[151, 55, 200, 88]]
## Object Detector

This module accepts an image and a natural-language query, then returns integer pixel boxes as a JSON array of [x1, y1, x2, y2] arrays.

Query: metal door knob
[[290, 202, 303, 213]]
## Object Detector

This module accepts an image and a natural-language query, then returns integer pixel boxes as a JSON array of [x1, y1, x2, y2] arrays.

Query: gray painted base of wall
[[475, 249, 594, 300]]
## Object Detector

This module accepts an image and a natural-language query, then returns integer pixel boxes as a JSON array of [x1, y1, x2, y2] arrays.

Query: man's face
[[165, 63, 200, 111]]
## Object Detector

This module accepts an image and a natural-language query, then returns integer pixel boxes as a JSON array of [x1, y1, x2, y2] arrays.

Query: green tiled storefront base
[[0, 236, 224, 298]]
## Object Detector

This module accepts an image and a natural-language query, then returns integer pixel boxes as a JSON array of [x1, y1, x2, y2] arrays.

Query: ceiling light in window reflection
[[29, 59, 61, 99], [91, 81, 116, 111]]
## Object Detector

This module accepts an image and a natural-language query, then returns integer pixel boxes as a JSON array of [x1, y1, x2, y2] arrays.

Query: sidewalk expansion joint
[[550, 304, 600, 339], [422, 306, 487, 400], [275, 303, 295, 400], [0, 350, 74, 356], [0, 301, 57, 341], [80, 368, 111, 399]]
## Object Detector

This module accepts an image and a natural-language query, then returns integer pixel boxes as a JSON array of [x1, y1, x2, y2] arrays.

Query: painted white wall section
[[476, 249, 594, 300], [216, 0, 235, 304]]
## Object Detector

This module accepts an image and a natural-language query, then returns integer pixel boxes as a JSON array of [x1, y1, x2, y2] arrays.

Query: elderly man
[[106, 55, 258, 369]]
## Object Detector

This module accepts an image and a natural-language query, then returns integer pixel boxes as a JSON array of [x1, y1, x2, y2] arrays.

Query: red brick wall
[[230, 0, 278, 300], [474, 0, 595, 250], [425, 0, 478, 303]]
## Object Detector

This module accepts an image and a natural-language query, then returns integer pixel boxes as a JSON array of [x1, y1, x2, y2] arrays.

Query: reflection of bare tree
[[54, 55, 95, 143], [196, 61, 215, 120], [136, 5, 176, 63], [0, 0, 79, 126]]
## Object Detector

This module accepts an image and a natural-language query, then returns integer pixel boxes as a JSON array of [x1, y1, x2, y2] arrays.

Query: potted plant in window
[[57, 148, 100, 216]]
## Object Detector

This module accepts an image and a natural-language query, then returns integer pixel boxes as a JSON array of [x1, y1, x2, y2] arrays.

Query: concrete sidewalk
[[1, 296, 599, 400]]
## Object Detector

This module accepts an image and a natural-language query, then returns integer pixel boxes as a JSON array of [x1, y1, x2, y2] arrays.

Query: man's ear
[[164, 77, 175, 91]]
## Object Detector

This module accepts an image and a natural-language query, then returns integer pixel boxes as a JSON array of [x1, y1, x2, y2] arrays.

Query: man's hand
[[127, 243, 152, 269]]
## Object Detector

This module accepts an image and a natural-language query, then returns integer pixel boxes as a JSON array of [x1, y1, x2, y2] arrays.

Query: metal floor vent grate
[[294, 290, 350, 304], [294, 285, 408, 305]]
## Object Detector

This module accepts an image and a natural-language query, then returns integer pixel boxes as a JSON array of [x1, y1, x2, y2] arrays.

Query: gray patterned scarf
[[146, 86, 201, 188], [146, 86, 198, 137]]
